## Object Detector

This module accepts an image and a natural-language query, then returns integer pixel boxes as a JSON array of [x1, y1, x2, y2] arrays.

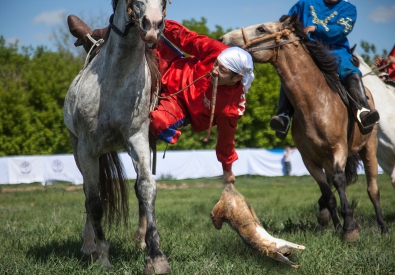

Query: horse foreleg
[[359, 141, 389, 233], [128, 132, 171, 274], [78, 145, 111, 268], [302, 158, 342, 232], [134, 180, 147, 249], [316, 174, 336, 228], [69, 133, 100, 259], [332, 170, 359, 241], [84, 186, 111, 268], [317, 196, 331, 227]]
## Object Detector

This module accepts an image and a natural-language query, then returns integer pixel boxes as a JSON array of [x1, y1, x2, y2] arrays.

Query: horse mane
[[280, 15, 342, 93], [146, 46, 161, 98]]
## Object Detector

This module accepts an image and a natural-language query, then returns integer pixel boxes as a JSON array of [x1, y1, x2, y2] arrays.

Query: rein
[[241, 27, 300, 53], [154, 72, 212, 99], [362, 64, 390, 78], [109, 13, 137, 37]]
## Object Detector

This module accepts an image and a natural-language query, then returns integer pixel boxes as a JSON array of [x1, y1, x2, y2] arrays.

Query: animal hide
[[211, 183, 305, 268]]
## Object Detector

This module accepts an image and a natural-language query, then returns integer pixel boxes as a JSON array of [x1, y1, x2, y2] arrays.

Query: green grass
[[1, 174, 395, 274]]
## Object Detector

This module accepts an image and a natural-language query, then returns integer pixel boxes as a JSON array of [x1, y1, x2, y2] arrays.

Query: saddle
[[67, 15, 109, 56]]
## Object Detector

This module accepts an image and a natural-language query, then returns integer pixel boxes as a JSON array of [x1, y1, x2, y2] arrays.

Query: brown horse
[[219, 14, 388, 240]]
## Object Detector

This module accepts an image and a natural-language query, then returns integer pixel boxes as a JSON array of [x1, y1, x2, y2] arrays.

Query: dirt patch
[[65, 185, 83, 191], [1, 186, 45, 193], [156, 182, 223, 189], [1, 182, 223, 193]]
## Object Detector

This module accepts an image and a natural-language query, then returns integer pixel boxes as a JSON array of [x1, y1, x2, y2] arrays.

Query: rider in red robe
[[151, 20, 254, 182], [65, 16, 254, 183]]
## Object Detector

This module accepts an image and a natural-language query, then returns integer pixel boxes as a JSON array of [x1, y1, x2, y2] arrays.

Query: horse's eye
[[257, 27, 265, 33]]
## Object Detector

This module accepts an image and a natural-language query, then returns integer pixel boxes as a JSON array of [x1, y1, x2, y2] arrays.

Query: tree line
[[0, 18, 385, 156]]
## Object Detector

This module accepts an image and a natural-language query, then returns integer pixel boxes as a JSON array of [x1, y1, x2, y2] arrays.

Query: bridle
[[109, 0, 170, 37], [240, 27, 300, 53]]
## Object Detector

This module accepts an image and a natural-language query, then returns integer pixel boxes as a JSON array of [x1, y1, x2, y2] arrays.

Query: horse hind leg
[[392, 168, 395, 190], [359, 141, 389, 233], [81, 217, 98, 260]]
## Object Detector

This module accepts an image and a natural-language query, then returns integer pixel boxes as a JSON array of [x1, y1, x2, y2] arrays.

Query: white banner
[[0, 149, 383, 185], [8, 156, 44, 184]]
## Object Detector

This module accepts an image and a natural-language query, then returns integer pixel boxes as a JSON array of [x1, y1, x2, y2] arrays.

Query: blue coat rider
[[269, 0, 380, 139]]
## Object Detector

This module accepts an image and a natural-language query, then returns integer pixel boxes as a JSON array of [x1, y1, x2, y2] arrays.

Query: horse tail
[[99, 151, 129, 227], [345, 154, 360, 186]]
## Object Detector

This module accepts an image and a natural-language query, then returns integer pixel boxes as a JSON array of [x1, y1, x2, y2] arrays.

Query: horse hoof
[[82, 251, 99, 263], [343, 230, 359, 242], [317, 208, 331, 227], [145, 256, 171, 274]]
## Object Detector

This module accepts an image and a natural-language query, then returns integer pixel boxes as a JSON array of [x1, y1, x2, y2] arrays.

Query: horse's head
[[111, 0, 170, 45], [128, 0, 171, 44], [219, 14, 300, 63]]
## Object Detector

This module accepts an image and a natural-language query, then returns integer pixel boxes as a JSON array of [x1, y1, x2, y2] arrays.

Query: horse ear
[[350, 44, 357, 54], [162, 0, 171, 17], [289, 13, 299, 25], [282, 14, 298, 29]]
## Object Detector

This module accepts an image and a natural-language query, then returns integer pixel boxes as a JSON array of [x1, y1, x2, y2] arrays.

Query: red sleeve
[[163, 19, 227, 59], [215, 115, 239, 171]]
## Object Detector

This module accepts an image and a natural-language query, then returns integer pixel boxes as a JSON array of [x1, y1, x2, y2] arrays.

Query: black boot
[[270, 85, 294, 139], [346, 73, 380, 133]]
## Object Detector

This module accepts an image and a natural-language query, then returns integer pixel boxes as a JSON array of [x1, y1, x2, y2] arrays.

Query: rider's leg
[[149, 96, 189, 144], [67, 15, 94, 53], [270, 85, 294, 139], [67, 15, 109, 54], [345, 73, 380, 129]]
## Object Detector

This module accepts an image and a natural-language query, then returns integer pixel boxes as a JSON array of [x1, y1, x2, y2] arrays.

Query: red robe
[[378, 45, 395, 81], [151, 20, 246, 171], [387, 45, 395, 80]]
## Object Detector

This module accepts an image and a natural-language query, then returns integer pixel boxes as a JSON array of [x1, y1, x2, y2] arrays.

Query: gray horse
[[63, 0, 171, 273]]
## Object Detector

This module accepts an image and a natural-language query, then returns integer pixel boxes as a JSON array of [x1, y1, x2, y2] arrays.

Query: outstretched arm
[[163, 19, 227, 59]]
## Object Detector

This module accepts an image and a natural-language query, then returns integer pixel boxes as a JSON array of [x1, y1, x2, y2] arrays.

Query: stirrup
[[357, 107, 379, 128], [270, 114, 290, 134]]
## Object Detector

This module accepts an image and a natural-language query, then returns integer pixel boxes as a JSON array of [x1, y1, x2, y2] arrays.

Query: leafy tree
[[0, 37, 82, 155], [183, 17, 232, 39], [359, 40, 388, 66]]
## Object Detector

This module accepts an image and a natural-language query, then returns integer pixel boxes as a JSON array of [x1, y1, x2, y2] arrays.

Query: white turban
[[218, 47, 255, 93]]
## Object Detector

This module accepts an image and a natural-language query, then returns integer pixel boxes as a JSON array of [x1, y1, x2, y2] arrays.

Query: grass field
[[1, 174, 395, 274]]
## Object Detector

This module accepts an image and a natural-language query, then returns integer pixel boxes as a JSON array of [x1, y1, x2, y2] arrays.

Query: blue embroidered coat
[[289, 0, 361, 81]]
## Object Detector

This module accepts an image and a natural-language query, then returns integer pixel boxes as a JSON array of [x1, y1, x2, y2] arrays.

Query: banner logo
[[52, 159, 64, 173], [20, 161, 32, 174]]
